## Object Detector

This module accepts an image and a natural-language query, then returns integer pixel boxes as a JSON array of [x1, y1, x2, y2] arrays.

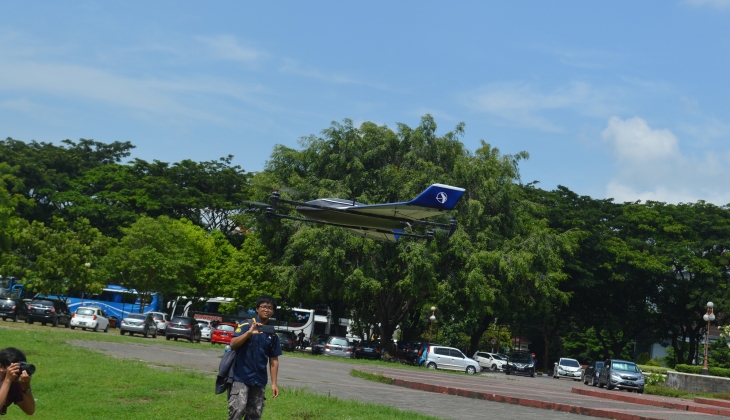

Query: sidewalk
[[356, 366, 730, 420]]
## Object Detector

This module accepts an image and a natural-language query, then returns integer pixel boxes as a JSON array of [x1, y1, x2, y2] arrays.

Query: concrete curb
[[353, 367, 664, 420], [572, 387, 730, 417], [696, 398, 730, 410]]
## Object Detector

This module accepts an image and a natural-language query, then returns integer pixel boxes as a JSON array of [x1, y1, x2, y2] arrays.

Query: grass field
[[0, 324, 441, 419]]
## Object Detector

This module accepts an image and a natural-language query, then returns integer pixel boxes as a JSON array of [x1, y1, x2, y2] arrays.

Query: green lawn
[[0, 324, 441, 419]]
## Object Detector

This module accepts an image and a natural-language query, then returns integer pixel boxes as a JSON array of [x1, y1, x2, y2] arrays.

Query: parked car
[[597, 359, 645, 393], [211, 322, 237, 345], [120, 313, 158, 338], [197, 320, 214, 341], [0, 297, 29, 323], [504, 351, 536, 377], [311, 336, 328, 355], [149, 312, 169, 335], [166, 316, 201, 343], [70, 306, 110, 332], [277, 331, 296, 351], [353, 341, 382, 360], [27, 298, 72, 327], [425, 345, 480, 374], [324, 336, 353, 358], [582, 360, 604, 386], [553, 357, 582, 381], [473, 351, 507, 371]]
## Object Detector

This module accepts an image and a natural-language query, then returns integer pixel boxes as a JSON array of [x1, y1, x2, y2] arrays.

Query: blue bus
[[59, 285, 163, 319]]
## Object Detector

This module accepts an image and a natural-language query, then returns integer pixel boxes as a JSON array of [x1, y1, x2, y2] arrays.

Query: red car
[[211, 322, 238, 345]]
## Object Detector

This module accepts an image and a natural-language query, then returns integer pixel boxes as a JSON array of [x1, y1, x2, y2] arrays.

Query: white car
[[70, 306, 110, 333], [472, 351, 507, 371], [554, 357, 583, 380], [148, 312, 169, 335], [197, 320, 214, 341]]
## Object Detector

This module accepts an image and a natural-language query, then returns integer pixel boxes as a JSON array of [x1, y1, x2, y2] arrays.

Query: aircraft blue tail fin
[[406, 184, 465, 210]]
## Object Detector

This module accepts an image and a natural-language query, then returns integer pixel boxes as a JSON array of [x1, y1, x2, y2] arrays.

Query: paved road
[[74, 340, 592, 420], [72, 339, 730, 420]]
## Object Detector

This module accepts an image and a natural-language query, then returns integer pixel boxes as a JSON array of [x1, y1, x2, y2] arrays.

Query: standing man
[[297, 330, 305, 350], [228, 295, 281, 420]]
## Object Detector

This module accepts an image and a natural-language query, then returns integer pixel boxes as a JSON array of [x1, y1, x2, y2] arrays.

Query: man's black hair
[[255, 295, 277, 309], [0, 347, 26, 367]]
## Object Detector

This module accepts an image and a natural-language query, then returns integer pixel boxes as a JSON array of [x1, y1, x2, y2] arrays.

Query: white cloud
[[683, 0, 730, 10], [195, 35, 264, 64], [602, 116, 730, 205], [461, 82, 623, 132]]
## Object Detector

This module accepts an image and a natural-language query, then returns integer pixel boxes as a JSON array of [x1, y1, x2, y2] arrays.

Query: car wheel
[[174, 337, 178, 341], [188, 335, 194, 343], [120, 329, 125, 335], [42, 322, 46, 326], [65, 320, 70, 328], [1, 317, 5, 321], [153, 330, 158, 339], [531, 370, 536, 378], [491, 364, 497, 371], [93, 323, 99, 332], [427, 362, 437, 370], [505, 369, 511, 375], [591, 376, 597, 387], [13, 314, 18, 323], [104, 324, 109, 333], [607, 384, 615, 390], [52, 317, 59, 327], [466, 366, 477, 375], [166, 335, 171, 341], [583, 375, 588, 385], [197, 334, 201, 343], [70, 326, 76, 330], [598, 379, 604, 388], [28, 319, 34, 324]]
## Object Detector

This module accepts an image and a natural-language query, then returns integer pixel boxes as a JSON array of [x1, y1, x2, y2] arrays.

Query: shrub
[[636, 352, 650, 365], [645, 358, 662, 367], [645, 372, 666, 386], [673, 364, 730, 378], [638, 365, 669, 374]]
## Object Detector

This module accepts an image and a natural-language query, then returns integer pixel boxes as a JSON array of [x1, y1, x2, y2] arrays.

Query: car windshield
[[612, 362, 639, 372], [561, 359, 580, 367], [329, 338, 348, 346], [510, 352, 532, 362], [77, 309, 95, 315], [492, 354, 505, 360], [171, 317, 191, 325], [126, 314, 145, 320], [32, 300, 54, 306], [217, 324, 235, 332]]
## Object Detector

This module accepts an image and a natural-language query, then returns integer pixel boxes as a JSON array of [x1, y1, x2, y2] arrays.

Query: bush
[[638, 365, 669, 374], [645, 372, 666, 386], [636, 352, 650, 365], [645, 358, 662, 367], [674, 364, 702, 374]]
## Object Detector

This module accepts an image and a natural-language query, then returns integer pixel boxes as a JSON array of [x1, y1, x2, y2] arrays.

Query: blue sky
[[1, 1, 729, 204]]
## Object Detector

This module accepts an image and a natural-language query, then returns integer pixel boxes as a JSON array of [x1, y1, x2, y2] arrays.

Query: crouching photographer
[[0, 347, 35, 415]]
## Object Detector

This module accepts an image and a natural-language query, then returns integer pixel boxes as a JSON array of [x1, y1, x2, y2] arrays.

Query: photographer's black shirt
[[0, 382, 22, 415]]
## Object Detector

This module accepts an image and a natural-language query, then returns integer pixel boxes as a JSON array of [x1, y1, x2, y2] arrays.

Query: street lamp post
[[701, 302, 716, 375], [429, 306, 436, 343]]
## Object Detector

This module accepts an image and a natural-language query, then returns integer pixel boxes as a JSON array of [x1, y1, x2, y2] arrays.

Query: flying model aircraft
[[251, 184, 465, 242]]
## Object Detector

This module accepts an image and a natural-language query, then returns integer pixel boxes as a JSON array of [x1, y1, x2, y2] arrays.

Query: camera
[[18, 362, 35, 376], [258, 325, 275, 334]]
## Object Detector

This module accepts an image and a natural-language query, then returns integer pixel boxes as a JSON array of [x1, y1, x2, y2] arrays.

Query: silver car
[[425, 345, 480, 374], [120, 313, 158, 338], [324, 336, 352, 358]]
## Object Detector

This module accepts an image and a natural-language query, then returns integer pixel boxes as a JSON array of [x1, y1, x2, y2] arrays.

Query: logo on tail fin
[[436, 192, 448, 204]]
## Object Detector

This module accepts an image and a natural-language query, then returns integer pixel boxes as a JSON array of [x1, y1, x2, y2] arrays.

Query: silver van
[[425, 345, 480, 374]]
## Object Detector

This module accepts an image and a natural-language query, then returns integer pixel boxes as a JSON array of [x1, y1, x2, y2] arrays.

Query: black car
[[0, 297, 30, 323], [504, 351, 536, 377], [277, 331, 296, 351], [353, 341, 382, 360], [582, 360, 604, 386], [598, 359, 645, 393], [27, 298, 72, 327], [311, 336, 328, 355], [165, 316, 202, 342]]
